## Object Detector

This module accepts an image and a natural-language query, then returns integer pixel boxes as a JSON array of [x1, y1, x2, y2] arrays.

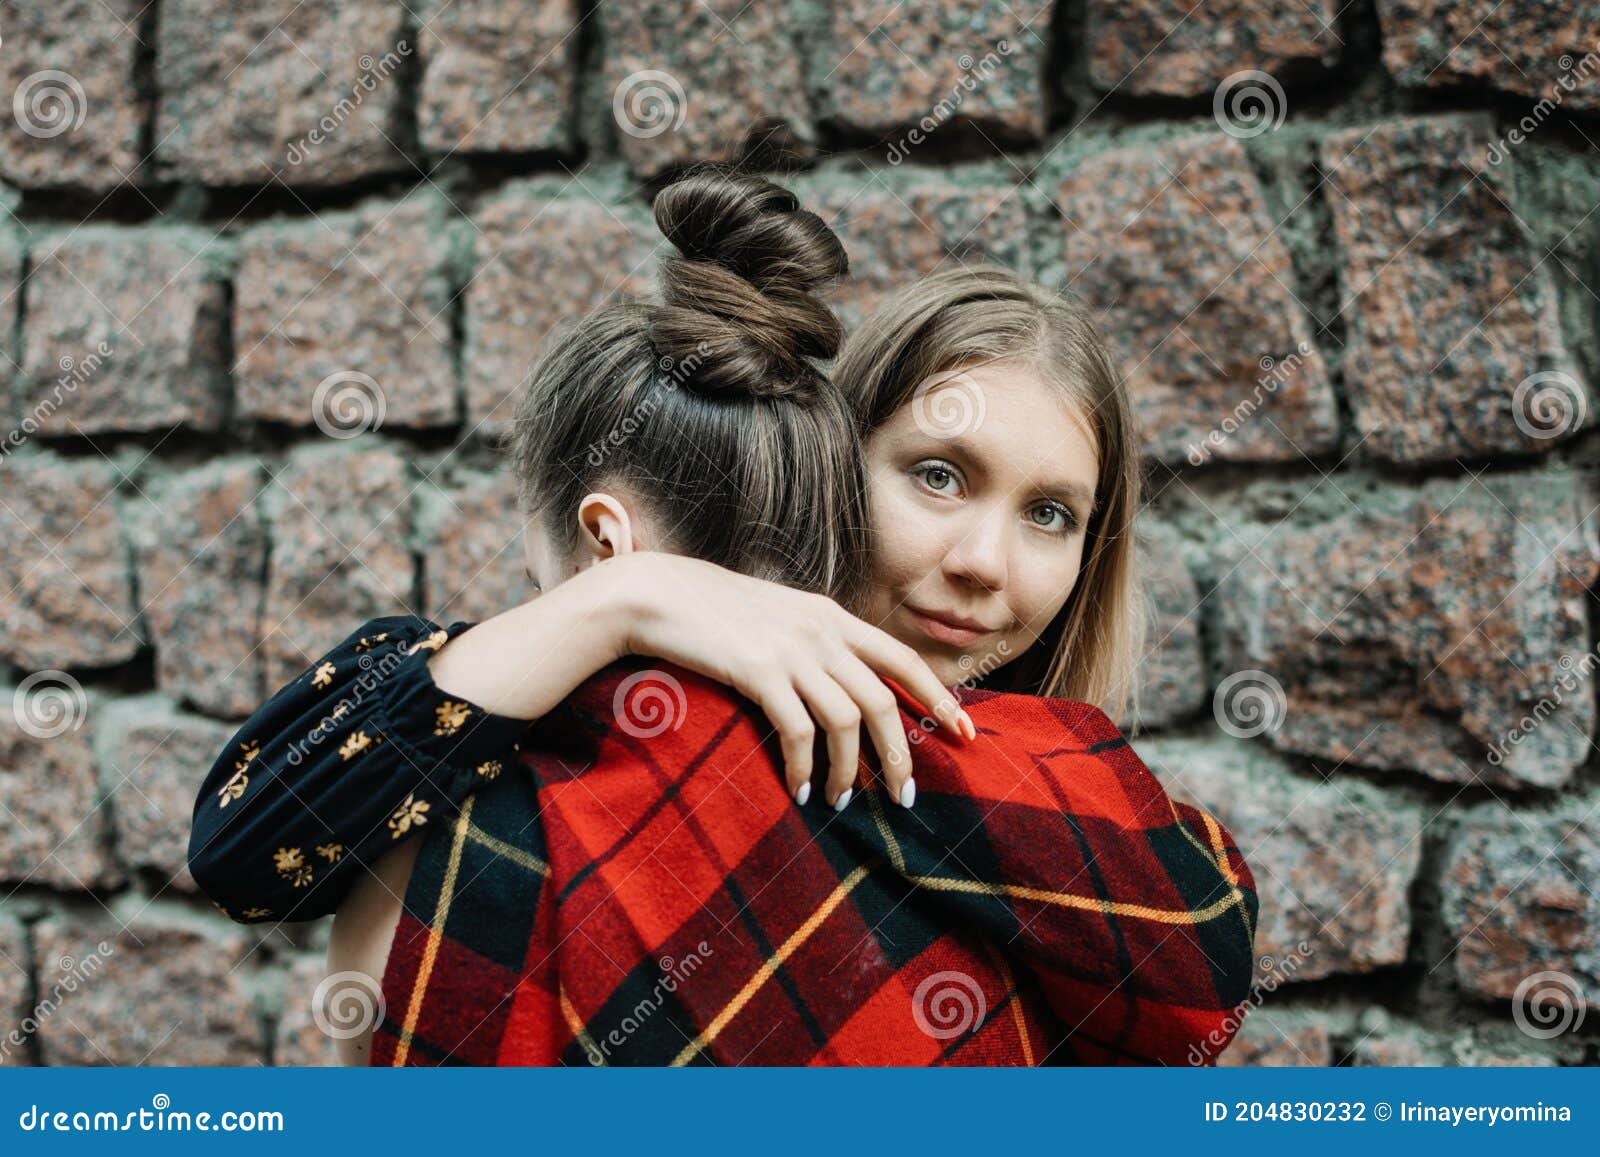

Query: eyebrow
[[939, 436, 1099, 514]]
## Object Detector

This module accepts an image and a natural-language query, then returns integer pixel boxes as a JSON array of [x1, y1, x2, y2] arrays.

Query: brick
[[0, 0, 149, 190], [416, 0, 580, 155], [96, 696, 236, 893], [815, 1, 1045, 141], [31, 907, 262, 1065], [1057, 134, 1338, 465], [273, 952, 344, 1066], [599, 0, 815, 178], [1211, 469, 1600, 788], [1086, 0, 1339, 96], [0, 915, 28, 1066], [20, 227, 229, 435], [463, 188, 657, 428], [135, 460, 267, 719], [0, 455, 139, 670], [1346, 1009, 1451, 1065], [1125, 521, 1207, 731], [234, 195, 459, 430], [1217, 1008, 1336, 1066], [1322, 114, 1591, 463], [418, 469, 533, 623], [1441, 801, 1600, 1001], [798, 170, 1031, 330], [1378, 1, 1600, 111], [259, 444, 415, 691], [1146, 736, 1424, 980], [0, 690, 120, 890], [156, 0, 411, 187], [0, 229, 23, 412]]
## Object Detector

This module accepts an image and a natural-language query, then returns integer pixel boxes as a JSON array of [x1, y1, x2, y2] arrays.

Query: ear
[[571, 491, 647, 569]]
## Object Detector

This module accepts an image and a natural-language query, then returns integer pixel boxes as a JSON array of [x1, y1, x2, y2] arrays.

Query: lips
[[905, 605, 995, 648]]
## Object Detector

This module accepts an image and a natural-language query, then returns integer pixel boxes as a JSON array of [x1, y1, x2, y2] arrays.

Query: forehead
[[876, 362, 1100, 494]]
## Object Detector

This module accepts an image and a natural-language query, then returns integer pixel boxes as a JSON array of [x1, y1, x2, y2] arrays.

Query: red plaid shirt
[[371, 659, 1258, 1066]]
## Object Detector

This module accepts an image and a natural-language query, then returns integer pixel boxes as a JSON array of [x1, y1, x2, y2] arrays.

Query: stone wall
[[0, 0, 1597, 1066]]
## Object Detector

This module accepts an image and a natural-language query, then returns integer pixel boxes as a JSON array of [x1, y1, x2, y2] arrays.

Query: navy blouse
[[187, 616, 529, 924]]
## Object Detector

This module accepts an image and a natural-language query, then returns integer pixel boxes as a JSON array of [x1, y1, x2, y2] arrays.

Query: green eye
[[923, 466, 953, 490], [1029, 502, 1076, 533]]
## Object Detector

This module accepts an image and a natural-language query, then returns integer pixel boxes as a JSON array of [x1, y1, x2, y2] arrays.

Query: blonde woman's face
[[863, 361, 1100, 687]]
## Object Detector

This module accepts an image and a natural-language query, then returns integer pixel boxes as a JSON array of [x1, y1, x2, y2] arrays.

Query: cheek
[[1017, 542, 1087, 628], [867, 485, 935, 586]]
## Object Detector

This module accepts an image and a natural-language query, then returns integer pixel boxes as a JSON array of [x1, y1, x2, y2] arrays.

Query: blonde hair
[[835, 265, 1149, 727]]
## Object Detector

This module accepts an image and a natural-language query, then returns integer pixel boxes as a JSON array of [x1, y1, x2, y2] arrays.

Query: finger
[[850, 624, 975, 741], [756, 683, 816, 805], [793, 673, 861, 809], [829, 656, 914, 807]]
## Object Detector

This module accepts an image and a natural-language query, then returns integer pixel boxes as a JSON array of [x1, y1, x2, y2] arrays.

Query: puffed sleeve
[[187, 615, 531, 924]]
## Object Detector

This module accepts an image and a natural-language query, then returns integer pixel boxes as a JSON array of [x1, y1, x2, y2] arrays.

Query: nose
[[942, 504, 1009, 593]]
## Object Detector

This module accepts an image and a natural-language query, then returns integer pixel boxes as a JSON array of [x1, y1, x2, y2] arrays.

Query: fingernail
[[794, 782, 810, 807], [960, 711, 977, 741], [899, 779, 917, 808], [833, 788, 852, 812]]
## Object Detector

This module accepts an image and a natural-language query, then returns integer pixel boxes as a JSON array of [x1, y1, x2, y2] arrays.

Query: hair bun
[[649, 171, 848, 402]]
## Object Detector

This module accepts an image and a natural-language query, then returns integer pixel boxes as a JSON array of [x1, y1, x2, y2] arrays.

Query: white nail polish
[[794, 782, 810, 806], [833, 788, 852, 812], [900, 779, 916, 808]]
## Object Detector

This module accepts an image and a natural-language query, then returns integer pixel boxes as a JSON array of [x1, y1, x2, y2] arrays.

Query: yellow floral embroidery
[[389, 793, 429, 837], [316, 842, 345, 863], [476, 760, 502, 779], [311, 661, 336, 689], [274, 846, 313, 888], [353, 632, 389, 653], [330, 701, 350, 721], [412, 629, 449, 654], [242, 906, 273, 919], [216, 740, 260, 809], [338, 730, 381, 761], [434, 700, 471, 736]]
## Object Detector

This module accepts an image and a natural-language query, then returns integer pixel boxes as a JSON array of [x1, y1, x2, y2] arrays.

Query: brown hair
[[507, 170, 870, 608], [835, 265, 1149, 726]]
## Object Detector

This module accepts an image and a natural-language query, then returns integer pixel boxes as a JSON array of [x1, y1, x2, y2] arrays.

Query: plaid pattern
[[371, 659, 1258, 1066]]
